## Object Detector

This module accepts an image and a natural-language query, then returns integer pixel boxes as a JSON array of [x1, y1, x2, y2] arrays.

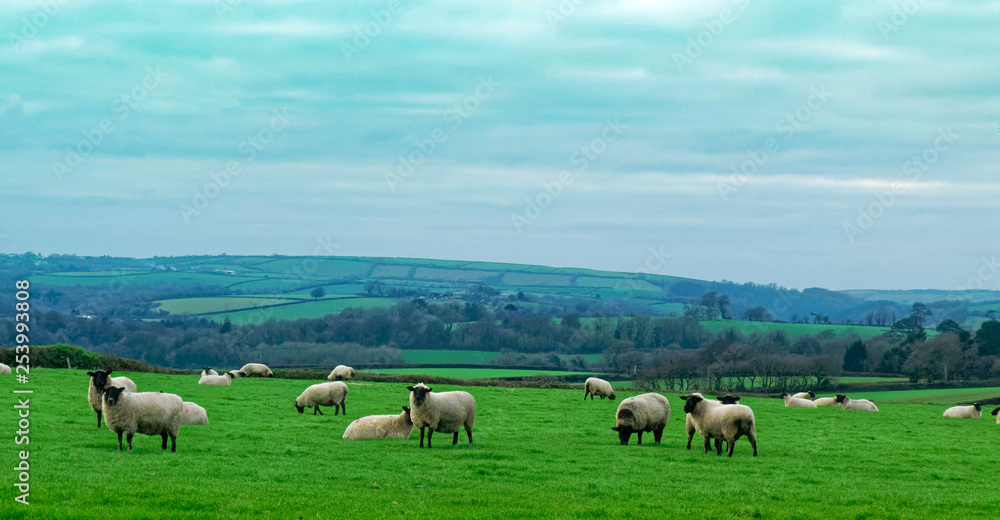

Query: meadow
[[1, 369, 998, 519]]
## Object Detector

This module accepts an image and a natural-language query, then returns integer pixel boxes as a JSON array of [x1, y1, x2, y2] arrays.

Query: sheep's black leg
[[584, 392, 588, 401], [419, 427, 425, 448], [341, 402, 345, 415], [654, 427, 663, 444], [335, 404, 340, 416], [636, 431, 643, 445], [170, 434, 176, 453], [97, 411, 102, 429], [316, 406, 323, 415], [749, 436, 757, 457], [117, 431, 123, 451], [715, 439, 722, 455], [704, 436, 711, 454], [728, 440, 735, 457], [126, 433, 134, 451], [686, 433, 693, 450], [161, 432, 168, 450], [466, 428, 473, 445], [453, 432, 459, 445], [427, 429, 433, 448]]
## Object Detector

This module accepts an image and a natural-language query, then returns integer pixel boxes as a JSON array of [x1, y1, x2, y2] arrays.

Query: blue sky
[[1, 0, 998, 290]]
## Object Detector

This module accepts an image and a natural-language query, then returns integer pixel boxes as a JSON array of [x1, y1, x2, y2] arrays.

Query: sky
[[1, 0, 999, 291]]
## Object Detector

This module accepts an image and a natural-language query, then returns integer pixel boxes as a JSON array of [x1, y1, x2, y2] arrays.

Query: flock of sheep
[[68, 367, 1000, 453]]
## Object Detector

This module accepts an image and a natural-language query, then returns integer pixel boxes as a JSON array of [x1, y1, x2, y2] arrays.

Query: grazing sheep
[[792, 391, 815, 400], [295, 381, 349, 415], [681, 394, 757, 457], [943, 403, 982, 419], [200, 368, 219, 377], [408, 383, 476, 448], [782, 393, 818, 408], [0, 362, 10, 374], [198, 372, 235, 386], [239, 363, 273, 377], [228, 370, 244, 378], [813, 397, 840, 407], [835, 394, 879, 412], [102, 387, 183, 452], [584, 377, 616, 400], [87, 370, 138, 428], [612, 393, 670, 445], [180, 402, 208, 425], [343, 407, 414, 440], [328, 365, 356, 381], [993, 408, 999, 424]]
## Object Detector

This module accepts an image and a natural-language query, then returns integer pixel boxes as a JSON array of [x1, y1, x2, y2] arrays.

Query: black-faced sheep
[[835, 394, 879, 412], [295, 381, 348, 415], [782, 393, 818, 408], [199, 372, 235, 386], [408, 383, 476, 448], [239, 363, 273, 377], [943, 403, 982, 419], [102, 387, 183, 452], [343, 407, 413, 440], [682, 393, 757, 457], [612, 393, 670, 445], [584, 377, 615, 400], [328, 365, 356, 381], [87, 370, 138, 428], [791, 391, 815, 400]]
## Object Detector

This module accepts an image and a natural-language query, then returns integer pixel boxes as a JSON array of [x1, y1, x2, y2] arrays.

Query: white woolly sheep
[[813, 397, 840, 407], [295, 381, 349, 415], [835, 394, 879, 412], [239, 363, 273, 377], [584, 377, 616, 400], [102, 387, 183, 451], [0, 362, 10, 374], [180, 401, 209, 425], [328, 365, 356, 381], [681, 394, 757, 457], [782, 393, 818, 408], [87, 370, 138, 428], [943, 403, 982, 419], [199, 372, 235, 386], [408, 383, 476, 448], [993, 407, 999, 424], [792, 391, 815, 400], [683, 393, 726, 450], [200, 368, 219, 377], [343, 406, 414, 440], [612, 392, 670, 445]]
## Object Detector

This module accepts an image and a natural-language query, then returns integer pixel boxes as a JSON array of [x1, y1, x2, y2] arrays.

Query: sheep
[[328, 365, 356, 381], [681, 394, 757, 457], [835, 394, 879, 412], [792, 391, 815, 400], [612, 392, 670, 445], [180, 402, 208, 425], [343, 407, 414, 440], [943, 403, 982, 419], [813, 397, 840, 407], [228, 370, 244, 378], [993, 407, 999, 424], [198, 372, 235, 386], [782, 393, 818, 408], [717, 394, 741, 405], [87, 370, 138, 428], [0, 362, 10, 374], [684, 393, 725, 450], [583, 377, 616, 400], [408, 383, 476, 448], [200, 367, 219, 377], [295, 381, 348, 415], [239, 363, 273, 377], [102, 386, 183, 452]]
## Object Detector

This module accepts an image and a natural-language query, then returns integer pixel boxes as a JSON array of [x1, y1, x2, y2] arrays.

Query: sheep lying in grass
[[782, 393, 818, 408], [228, 370, 244, 379], [180, 402, 208, 425], [584, 377, 615, 400], [200, 368, 219, 377], [408, 383, 476, 448], [239, 363, 273, 377], [835, 394, 879, 412], [943, 403, 982, 419], [295, 381, 348, 415], [681, 394, 757, 457], [87, 370, 138, 428], [328, 365, 356, 381], [813, 397, 839, 407], [612, 393, 670, 445], [343, 407, 413, 440], [199, 372, 235, 386], [993, 408, 999, 424], [102, 387, 183, 452], [0, 362, 10, 374], [792, 391, 815, 400]]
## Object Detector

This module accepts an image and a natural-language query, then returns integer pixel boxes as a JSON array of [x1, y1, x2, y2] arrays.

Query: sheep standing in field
[[993, 408, 999, 424], [0, 362, 10, 374], [239, 363, 273, 377], [102, 387, 183, 452], [328, 365, 356, 381], [200, 368, 219, 377], [943, 403, 982, 419], [343, 407, 414, 440], [295, 381, 348, 415], [199, 372, 235, 386], [792, 391, 815, 400], [835, 394, 879, 412], [782, 393, 818, 408], [87, 370, 138, 428], [684, 393, 725, 450], [612, 393, 670, 445], [681, 394, 757, 457], [180, 402, 208, 425], [408, 383, 476, 448], [813, 397, 839, 407], [584, 377, 615, 400]]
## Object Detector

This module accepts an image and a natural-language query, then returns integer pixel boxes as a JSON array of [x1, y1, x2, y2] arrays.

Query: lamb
[[200, 368, 219, 377], [681, 393, 757, 457], [343, 406, 414, 440], [87, 370, 138, 428], [612, 392, 670, 445], [328, 365, 356, 381], [198, 372, 235, 386], [295, 381, 348, 415], [993, 407, 999, 424], [180, 402, 208, 425], [813, 397, 840, 407], [0, 362, 10, 374], [102, 386, 183, 452], [239, 363, 273, 377], [792, 391, 815, 400], [583, 377, 615, 400], [782, 393, 818, 408], [943, 403, 982, 419], [408, 383, 476, 448], [835, 394, 879, 412]]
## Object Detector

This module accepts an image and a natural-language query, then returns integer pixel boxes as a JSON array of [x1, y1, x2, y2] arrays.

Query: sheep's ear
[[679, 395, 689, 401], [733, 396, 741, 402], [426, 387, 433, 392], [716, 396, 725, 401], [87, 371, 95, 377], [402, 406, 410, 412], [406, 386, 415, 392]]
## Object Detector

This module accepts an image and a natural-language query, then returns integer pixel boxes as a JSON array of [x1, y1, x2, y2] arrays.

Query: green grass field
[[364, 368, 579, 378], [698, 320, 892, 340], [200, 297, 397, 324], [399, 350, 604, 366], [2, 369, 998, 519], [154, 296, 308, 315]]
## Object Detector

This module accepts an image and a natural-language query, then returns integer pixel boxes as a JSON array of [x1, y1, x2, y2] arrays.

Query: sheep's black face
[[402, 406, 413, 425], [808, 391, 816, 398], [295, 403, 304, 414], [408, 385, 432, 405], [88, 370, 111, 389], [611, 425, 634, 445], [718, 395, 740, 405], [993, 408, 999, 416], [104, 386, 124, 406], [973, 403, 982, 411], [835, 394, 847, 403], [683, 395, 704, 414]]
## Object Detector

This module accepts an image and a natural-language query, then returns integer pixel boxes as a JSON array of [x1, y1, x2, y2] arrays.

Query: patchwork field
[[698, 320, 894, 340], [364, 368, 580, 379], [1, 369, 998, 519]]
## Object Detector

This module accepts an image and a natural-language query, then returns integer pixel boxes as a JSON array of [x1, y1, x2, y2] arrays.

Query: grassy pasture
[[154, 296, 308, 315], [2, 369, 998, 519], [363, 368, 579, 379], [201, 297, 397, 324], [698, 320, 892, 340]]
